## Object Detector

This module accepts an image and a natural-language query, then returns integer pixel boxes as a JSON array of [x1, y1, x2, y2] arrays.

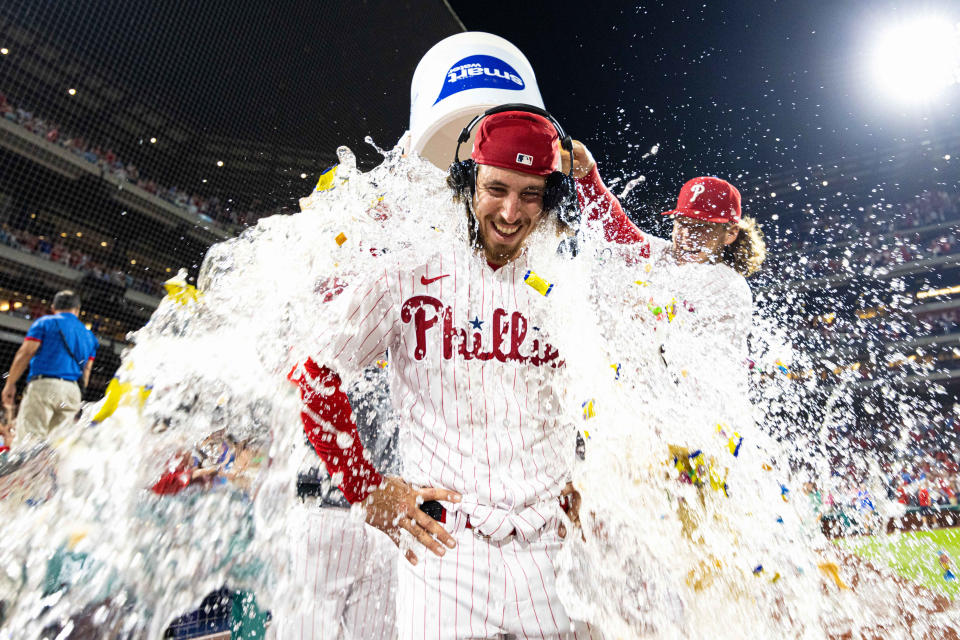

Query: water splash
[[0, 138, 955, 639]]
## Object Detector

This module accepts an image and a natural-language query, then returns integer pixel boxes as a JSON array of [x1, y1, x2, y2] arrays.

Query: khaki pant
[[16, 377, 81, 444]]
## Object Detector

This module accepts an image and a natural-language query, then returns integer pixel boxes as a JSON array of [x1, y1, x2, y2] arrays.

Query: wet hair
[[52, 289, 81, 311], [721, 216, 767, 277], [448, 171, 482, 247]]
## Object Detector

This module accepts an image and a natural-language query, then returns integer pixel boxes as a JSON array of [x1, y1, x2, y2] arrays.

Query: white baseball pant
[[278, 505, 398, 640], [396, 515, 600, 640]]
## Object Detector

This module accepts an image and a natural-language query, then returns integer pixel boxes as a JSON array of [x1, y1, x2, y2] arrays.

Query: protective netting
[[0, 0, 463, 398], [1, 2, 960, 639]]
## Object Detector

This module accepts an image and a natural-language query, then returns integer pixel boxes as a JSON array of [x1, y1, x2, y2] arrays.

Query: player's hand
[[362, 475, 461, 565], [560, 140, 595, 180], [558, 481, 582, 539]]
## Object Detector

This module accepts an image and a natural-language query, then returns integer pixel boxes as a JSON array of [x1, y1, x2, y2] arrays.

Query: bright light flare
[[870, 17, 960, 103]]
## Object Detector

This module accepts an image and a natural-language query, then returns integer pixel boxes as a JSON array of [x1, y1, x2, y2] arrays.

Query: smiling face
[[472, 164, 548, 265], [671, 216, 739, 264]]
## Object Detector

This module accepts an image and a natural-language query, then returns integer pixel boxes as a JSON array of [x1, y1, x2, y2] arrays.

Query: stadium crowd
[[0, 222, 165, 297], [818, 408, 960, 513], [771, 190, 960, 279], [0, 92, 275, 229]]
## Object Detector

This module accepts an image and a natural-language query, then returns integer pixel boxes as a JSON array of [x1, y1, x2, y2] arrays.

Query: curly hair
[[721, 216, 767, 277]]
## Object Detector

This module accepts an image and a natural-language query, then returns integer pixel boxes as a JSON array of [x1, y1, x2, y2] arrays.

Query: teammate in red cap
[[294, 108, 596, 639], [659, 175, 766, 275], [565, 140, 766, 276]]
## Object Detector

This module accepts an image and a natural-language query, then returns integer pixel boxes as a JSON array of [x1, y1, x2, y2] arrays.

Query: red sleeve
[[293, 357, 383, 504], [576, 165, 650, 254], [151, 469, 192, 495]]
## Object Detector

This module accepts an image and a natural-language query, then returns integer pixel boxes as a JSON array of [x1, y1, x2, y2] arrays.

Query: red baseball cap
[[661, 176, 742, 224], [471, 111, 559, 177]]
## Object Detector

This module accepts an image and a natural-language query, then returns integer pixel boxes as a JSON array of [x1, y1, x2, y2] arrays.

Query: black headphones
[[448, 103, 580, 227]]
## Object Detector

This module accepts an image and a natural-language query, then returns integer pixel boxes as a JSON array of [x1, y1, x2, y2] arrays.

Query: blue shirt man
[[2, 290, 98, 444]]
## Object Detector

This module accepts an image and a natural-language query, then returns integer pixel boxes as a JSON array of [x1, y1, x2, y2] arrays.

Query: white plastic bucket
[[409, 32, 545, 169]]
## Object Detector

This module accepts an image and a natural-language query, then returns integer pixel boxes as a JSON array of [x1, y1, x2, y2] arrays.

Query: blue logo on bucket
[[434, 54, 525, 105]]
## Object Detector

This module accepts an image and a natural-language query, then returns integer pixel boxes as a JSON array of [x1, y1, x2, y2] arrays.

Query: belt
[[30, 375, 79, 383], [421, 495, 573, 536]]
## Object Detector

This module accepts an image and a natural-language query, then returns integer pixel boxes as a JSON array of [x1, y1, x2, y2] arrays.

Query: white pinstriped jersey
[[310, 248, 576, 540]]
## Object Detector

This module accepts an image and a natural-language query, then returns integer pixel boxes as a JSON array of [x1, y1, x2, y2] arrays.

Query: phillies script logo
[[400, 295, 562, 368]]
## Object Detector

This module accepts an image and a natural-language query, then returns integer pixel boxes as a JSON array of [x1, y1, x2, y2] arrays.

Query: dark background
[[451, 0, 960, 229], [1, 0, 959, 398]]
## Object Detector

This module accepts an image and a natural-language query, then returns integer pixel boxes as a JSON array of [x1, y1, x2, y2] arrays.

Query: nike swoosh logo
[[421, 274, 450, 286]]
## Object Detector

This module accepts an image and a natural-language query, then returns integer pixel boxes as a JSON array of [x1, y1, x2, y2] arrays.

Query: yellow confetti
[[91, 378, 132, 423], [315, 164, 338, 192], [582, 399, 596, 420], [817, 562, 849, 590], [163, 270, 201, 306], [137, 385, 152, 409], [91, 378, 152, 423], [335, 232, 347, 246], [523, 270, 553, 296], [666, 298, 677, 322]]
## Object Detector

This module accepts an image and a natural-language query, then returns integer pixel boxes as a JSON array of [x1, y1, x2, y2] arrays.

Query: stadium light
[[0, 48, 8, 55], [67, 88, 76, 95], [216, 160, 224, 167], [870, 16, 960, 103], [300, 173, 308, 179], [150, 137, 157, 144]]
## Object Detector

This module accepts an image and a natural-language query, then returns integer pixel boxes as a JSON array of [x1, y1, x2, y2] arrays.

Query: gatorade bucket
[[409, 32, 546, 169]]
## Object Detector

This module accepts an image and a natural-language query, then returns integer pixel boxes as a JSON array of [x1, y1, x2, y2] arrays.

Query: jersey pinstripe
[[305, 249, 576, 541]]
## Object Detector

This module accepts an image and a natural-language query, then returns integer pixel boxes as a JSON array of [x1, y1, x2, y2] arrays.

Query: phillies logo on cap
[[660, 176, 742, 224], [515, 153, 534, 166]]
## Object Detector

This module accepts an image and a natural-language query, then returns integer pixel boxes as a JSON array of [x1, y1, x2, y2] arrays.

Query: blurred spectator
[[1, 290, 98, 446]]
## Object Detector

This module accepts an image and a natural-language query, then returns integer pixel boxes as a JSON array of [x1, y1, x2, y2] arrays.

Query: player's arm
[[562, 140, 647, 245], [295, 360, 460, 564], [296, 358, 383, 503], [295, 271, 459, 563], [2, 338, 40, 407]]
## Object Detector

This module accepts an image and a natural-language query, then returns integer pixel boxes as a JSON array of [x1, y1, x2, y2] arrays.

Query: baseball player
[[557, 143, 778, 637], [568, 140, 765, 279], [566, 140, 766, 383], [292, 108, 598, 639]]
